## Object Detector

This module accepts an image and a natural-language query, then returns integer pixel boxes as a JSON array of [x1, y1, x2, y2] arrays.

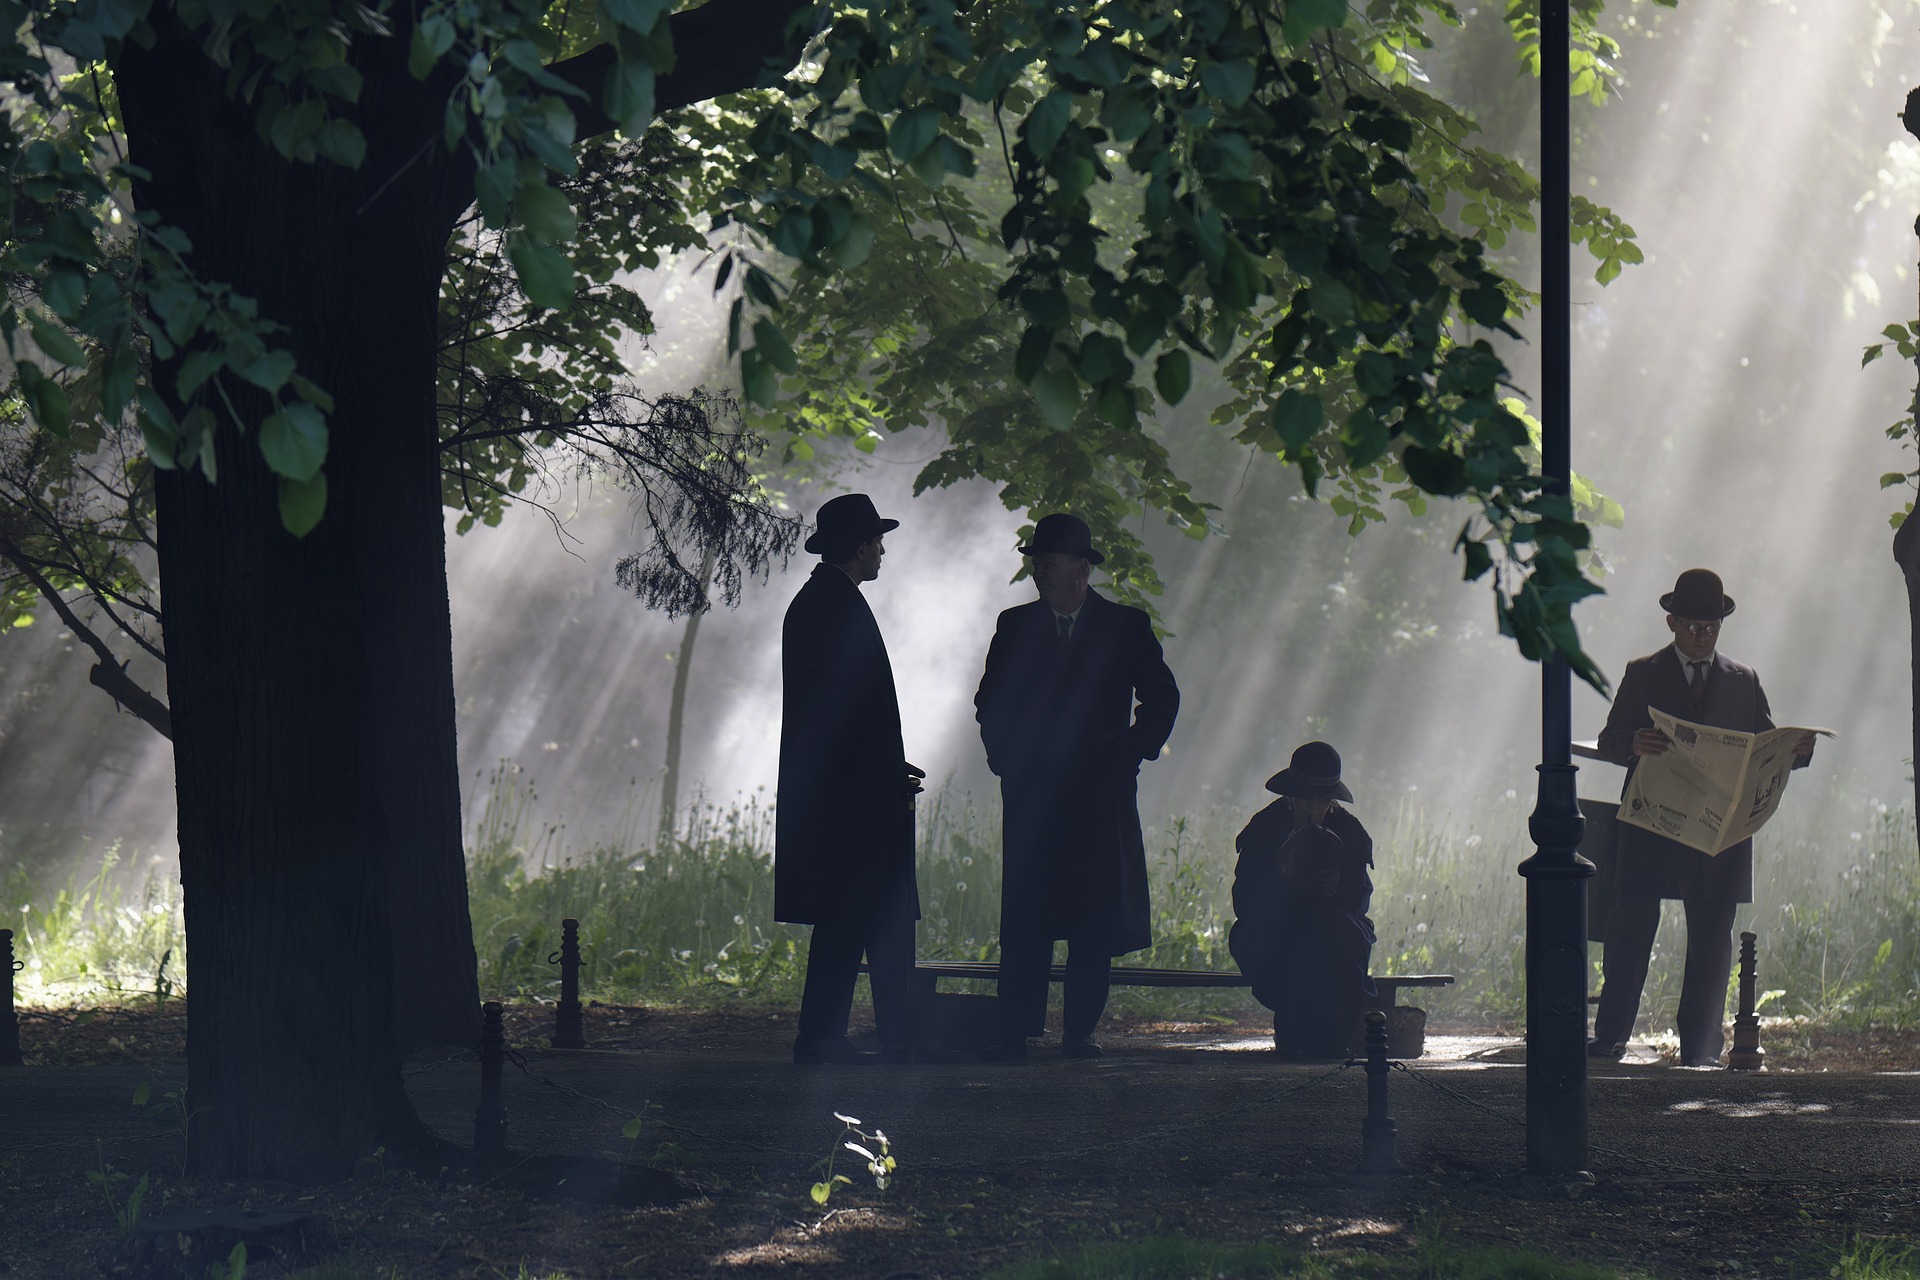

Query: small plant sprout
[[810, 1111, 897, 1207]]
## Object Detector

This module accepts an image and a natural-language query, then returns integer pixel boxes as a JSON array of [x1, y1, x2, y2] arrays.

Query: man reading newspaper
[[1589, 569, 1819, 1068]]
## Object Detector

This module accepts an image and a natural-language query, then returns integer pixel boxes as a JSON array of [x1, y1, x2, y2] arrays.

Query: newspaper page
[[1616, 710, 1833, 855]]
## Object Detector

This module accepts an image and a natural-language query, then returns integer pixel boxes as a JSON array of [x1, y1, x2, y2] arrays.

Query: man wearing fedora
[[1228, 742, 1377, 1059], [974, 513, 1179, 1059], [775, 493, 928, 1065], [1589, 568, 1816, 1068]]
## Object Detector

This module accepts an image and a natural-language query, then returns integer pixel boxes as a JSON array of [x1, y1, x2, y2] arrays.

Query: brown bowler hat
[[1659, 568, 1736, 620]]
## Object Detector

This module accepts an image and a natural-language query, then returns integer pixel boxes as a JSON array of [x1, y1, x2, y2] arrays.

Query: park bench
[[871, 960, 1454, 1058]]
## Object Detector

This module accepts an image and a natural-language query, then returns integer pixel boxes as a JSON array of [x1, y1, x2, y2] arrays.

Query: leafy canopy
[[0, 0, 1665, 689]]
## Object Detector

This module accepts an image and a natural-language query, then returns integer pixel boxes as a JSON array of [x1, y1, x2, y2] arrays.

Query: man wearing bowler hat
[[974, 513, 1179, 1060], [775, 493, 928, 1065], [1589, 568, 1816, 1067], [1228, 742, 1376, 1059]]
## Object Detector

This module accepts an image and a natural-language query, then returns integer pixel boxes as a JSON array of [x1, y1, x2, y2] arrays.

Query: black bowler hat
[[1265, 741, 1354, 802], [804, 493, 899, 555], [1659, 568, 1735, 620], [1019, 513, 1105, 566]]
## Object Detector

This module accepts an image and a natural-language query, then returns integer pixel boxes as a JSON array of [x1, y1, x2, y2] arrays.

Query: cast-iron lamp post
[[1516, 0, 1594, 1181]]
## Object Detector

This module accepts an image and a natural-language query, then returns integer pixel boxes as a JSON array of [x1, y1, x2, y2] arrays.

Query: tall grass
[[15, 764, 1920, 1040]]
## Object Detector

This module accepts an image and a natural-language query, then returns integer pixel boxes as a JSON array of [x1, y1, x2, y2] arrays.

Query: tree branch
[[0, 531, 172, 739], [547, 0, 815, 141]]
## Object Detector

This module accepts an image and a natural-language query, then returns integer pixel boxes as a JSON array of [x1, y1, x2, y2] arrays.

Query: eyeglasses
[[1678, 620, 1722, 637]]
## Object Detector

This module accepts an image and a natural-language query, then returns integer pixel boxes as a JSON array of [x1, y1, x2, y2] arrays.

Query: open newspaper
[[1616, 710, 1834, 855]]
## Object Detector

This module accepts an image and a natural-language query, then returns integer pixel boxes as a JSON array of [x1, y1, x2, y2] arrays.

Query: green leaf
[[515, 180, 577, 244], [605, 57, 656, 136], [888, 105, 941, 162], [810, 1181, 832, 1206], [1271, 389, 1324, 451], [475, 157, 518, 228], [1881, 472, 1911, 489], [1459, 537, 1494, 581], [507, 234, 576, 310], [235, 349, 296, 395], [260, 402, 329, 481], [751, 318, 798, 374], [1154, 350, 1191, 405], [27, 311, 85, 366], [1199, 61, 1255, 109], [1024, 93, 1073, 160], [313, 120, 367, 169], [831, 214, 876, 269], [1282, 0, 1349, 45], [622, 1116, 644, 1139], [17, 364, 70, 434], [1031, 367, 1080, 430], [278, 472, 328, 538], [740, 346, 778, 407]]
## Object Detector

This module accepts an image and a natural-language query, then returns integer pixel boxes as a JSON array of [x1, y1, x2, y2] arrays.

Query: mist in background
[[4, 0, 1918, 884]]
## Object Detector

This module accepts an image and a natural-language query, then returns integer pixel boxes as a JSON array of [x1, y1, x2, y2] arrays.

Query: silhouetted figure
[[775, 494, 926, 1066], [974, 514, 1179, 1060], [1228, 742, 1376, 1059], [1589, 569, 1816, 1068]]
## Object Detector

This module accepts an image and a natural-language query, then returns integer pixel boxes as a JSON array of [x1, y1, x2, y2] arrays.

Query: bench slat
[[894, 961, 1452, 990]]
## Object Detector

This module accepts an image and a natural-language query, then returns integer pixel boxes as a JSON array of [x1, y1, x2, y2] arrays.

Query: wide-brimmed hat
[[1019, 513, 1105, 565], [1264, 741, 1353, 802], [1659, 568, 1735, 620], [804, 493, 899, 555]]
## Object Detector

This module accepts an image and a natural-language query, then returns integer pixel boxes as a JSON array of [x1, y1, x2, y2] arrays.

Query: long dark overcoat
[[1227, 799, 1377, 1018], [774, 565, 919, 926], [974, 590, 1179, 955], [1597, 647, 1777, 904]]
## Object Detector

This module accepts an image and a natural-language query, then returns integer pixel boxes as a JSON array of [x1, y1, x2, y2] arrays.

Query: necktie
[[1057, 614, 1073, 645], [1688, 661, 1707, 709]]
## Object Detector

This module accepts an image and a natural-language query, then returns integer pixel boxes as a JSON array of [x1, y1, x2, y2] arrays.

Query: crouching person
[[1228, 742, 1376, 1059]]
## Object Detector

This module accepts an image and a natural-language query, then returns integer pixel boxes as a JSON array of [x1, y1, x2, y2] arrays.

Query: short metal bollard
[[551, 918, 585, 1050], [1, 929, 22, 1067], [474, 1001, 508, 1153], [1359, 1009, 1397, 1174], [1729, 930, 1766, 1072]]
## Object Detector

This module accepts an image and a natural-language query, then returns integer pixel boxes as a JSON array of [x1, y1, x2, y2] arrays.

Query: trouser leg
[[797, 922, 866, 1044], [866, 892, 917, 1052], [1061, 936, 1111, 1040], [1676, 889, 1737, 1061], [996, 931, 1053, 1044], [1592, 886, 1661, 1046]]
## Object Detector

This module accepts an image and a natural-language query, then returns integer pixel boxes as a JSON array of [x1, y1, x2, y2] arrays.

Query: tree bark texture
[[116, 25, 476, 1177], [110, 0, 810, 1178]]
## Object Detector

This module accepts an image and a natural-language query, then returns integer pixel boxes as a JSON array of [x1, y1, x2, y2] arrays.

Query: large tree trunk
[[111, 0, 807, 1179], [116, 26, 477, 1177]]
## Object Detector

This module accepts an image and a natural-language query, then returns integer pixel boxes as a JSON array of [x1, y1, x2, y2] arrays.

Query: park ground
[[6, 1003, 1920, 1279]]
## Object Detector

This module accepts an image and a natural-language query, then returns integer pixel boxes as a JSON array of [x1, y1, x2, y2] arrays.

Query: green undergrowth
[[14, 765, 1920, 1040], [984, 1233, 1632, 1280]]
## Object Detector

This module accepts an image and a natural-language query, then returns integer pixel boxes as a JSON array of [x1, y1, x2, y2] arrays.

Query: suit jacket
[[774, 565, 919, 926], [1597, 646, 1776, 903], [974, 590, 1179, 953]]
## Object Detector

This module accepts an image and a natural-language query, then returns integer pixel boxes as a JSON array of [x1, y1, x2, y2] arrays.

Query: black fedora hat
[[1264, 740, 1354, 802], [1659, 568, 1735, 620], [1019, 513, 1105, 566], [804, 493, 899, 555]]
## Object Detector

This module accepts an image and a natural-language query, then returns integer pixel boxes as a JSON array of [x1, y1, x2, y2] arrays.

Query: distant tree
[[0, 0, 1644, 1177]]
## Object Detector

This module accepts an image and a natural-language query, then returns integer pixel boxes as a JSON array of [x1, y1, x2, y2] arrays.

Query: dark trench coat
[[974, 590, 1179, 955], [1228, 799, 1377, 1052], [774, 565, 919, 927]]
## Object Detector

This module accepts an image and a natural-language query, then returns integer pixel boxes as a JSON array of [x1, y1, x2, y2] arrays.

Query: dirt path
[[5, 1005, 1920, 1277]]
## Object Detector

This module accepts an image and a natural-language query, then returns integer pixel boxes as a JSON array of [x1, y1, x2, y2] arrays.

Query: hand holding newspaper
[[1617, 710, 1834, 855]]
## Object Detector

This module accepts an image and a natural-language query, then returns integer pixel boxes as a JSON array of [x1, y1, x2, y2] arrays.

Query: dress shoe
[[980, 1040, 1029, 1063], [1680, 1054, 1723, 1069], [1586, 1039, 1627, 1061], [1061, 1035, 1103, 1060], [793, 1037, 880, 1066]]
